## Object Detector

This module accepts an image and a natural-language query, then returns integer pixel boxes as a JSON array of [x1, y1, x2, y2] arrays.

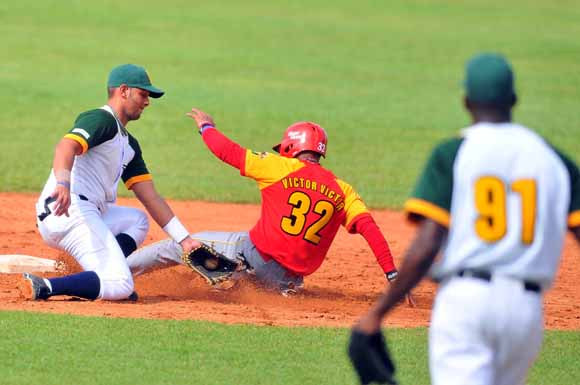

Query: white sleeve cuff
[[162, 216, 189, 243]]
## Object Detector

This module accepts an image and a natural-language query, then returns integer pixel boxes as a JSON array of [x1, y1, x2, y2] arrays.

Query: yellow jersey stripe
[[568, 210, 580, 228], [64, 134, 88, 154], [243, 150, 306, 190], [404, 198, 451, 227], [125, 174, 153, 189], [335, 178, 369, 227]]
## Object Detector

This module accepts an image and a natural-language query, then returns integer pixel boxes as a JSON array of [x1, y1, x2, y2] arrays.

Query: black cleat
[[127, 291, 139, 302], [22, 273, 51, 300]]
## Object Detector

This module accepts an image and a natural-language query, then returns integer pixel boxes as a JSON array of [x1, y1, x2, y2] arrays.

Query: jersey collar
[[101, 104, 128, 136]]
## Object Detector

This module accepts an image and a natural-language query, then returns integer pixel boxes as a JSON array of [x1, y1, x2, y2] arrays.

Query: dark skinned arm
[[571, 226, 580, 244], [131, 180, 199, 253], [355, 218, 448, 333], [51, 138, 82, 217]]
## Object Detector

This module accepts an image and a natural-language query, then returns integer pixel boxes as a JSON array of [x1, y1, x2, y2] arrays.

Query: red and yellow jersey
[[201, 127, 395, 276], [241, 150, 369, 275]]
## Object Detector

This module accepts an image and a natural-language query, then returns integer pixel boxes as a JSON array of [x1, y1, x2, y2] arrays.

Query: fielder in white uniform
[[350, 53, 580, 385], [22, 64, 198, 301]]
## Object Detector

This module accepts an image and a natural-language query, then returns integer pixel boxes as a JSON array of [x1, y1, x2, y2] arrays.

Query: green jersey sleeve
[[404, 137, 464, 227], [64, 109, 118, 153], [122, 134, 152, 189], [552, 148, 580, 228]]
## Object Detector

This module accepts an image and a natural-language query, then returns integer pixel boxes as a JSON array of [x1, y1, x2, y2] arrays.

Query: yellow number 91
[[474, 177, 536, 245]]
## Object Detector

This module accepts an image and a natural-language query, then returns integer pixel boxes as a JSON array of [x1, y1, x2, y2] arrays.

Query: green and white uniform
[[405, 122, 580, 385], [36, 105, 152, 300], [59, 105, 152, 208]]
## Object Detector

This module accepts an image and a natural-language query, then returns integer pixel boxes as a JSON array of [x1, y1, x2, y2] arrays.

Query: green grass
[[1, 311, 579, 385], [2, 3, 580, 383], [1, 0, 579, 207]]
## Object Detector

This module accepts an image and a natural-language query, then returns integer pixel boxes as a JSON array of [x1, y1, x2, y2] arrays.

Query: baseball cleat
[[280, 288, 297, 297], [280, 281, 303, 297], [21, 273, 51, 300], [127, 291, 139, 302]]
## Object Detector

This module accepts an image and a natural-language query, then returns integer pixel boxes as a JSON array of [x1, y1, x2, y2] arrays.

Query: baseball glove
[[181, 244, 244, 286], [348, 329, 397, 385]]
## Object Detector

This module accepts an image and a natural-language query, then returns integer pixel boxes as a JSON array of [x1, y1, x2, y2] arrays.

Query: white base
[[0, 254, 61, 273]]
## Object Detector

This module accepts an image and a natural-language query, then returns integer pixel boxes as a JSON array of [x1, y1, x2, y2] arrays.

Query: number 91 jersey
[[404, 123, 580, 289], [242, 150, 370, 276]]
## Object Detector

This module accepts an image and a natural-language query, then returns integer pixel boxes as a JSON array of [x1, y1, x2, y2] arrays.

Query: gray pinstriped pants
[[127, 231, 303, 291]]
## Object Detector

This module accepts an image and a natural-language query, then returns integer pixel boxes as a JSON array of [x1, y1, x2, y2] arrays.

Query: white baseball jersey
[[405, 121, 580, 385], [35, 105, 152, 300], [404, 122, 580, 289], [38, 105, 152, 213]]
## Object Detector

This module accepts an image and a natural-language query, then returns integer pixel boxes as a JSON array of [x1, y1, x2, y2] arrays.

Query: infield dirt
[[1, 192, 579, 329]]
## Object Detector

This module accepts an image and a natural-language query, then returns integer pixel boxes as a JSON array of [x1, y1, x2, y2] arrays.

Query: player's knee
[[134, 209, 149, 241], [99, 274, 134, 300], [136, 209, 149, 228], [126, 209, 149, 246]]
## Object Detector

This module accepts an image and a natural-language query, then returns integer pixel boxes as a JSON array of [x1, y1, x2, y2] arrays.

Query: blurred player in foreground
[[349, 53, 580, 385]]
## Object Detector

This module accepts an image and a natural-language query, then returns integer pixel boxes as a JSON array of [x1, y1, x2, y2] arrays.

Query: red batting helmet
[[272, 122, 328, 158]]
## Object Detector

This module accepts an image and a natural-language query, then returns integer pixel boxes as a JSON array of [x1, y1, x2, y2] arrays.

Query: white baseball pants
[[36, 196, 149, 300], [429, 275, 543, 385]]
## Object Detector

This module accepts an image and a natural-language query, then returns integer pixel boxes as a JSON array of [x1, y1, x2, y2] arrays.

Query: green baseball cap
[[107, 64, 164, 98], [464, 53, 515, 106]]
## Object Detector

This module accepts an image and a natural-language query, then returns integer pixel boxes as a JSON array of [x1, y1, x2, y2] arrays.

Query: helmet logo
[[287, 131, 306, 143], [317, 142, 326, 153]]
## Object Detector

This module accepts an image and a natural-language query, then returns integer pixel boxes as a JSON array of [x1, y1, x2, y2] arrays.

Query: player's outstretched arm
[[186, 108, 247, 170], [50, 138, 82, 217], [353, 215, 416, 307], [571, 226, 580, 245], [131, 180, 199, 253], [354, 219, 447, 333], [348, 218, 445, 384]]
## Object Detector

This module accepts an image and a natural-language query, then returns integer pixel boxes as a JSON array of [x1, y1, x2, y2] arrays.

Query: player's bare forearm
[[53, 138, 80, 172], [132, 180, 197, 250], [131, 180, 174, 227], [50, 138, 82, 216], [369, 219, 447, 318]]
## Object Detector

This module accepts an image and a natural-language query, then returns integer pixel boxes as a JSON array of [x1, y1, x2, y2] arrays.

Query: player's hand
[[405, 292, 416, 308], [186, 108, 215, 130], [349, 314, 398, 385], [179, 236, 201, 254], [386, 271, 416, 308], [50, 184, 71, 217]]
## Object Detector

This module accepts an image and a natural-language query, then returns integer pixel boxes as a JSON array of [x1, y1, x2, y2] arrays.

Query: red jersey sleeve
[[201, 128, 246, 171], [351, 214, 396, 273]]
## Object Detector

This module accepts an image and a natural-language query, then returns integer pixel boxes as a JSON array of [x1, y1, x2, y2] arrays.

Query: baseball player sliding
[[21, 64, 198, 301], [127, 109, 409, 299], [349, 53, 580, 385]]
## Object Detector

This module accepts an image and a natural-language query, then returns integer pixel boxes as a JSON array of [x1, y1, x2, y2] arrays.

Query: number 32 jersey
[[242, 151, 369, 276], [404, 122, 580, 289]]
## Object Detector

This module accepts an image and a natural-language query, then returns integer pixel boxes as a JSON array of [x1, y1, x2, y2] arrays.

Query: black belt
[[37, 194, 89, 222], [457, 269, 541, 293]]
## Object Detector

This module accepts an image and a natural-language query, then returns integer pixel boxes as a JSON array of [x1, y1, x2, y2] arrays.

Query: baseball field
[[1, 0, 580, 384]]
